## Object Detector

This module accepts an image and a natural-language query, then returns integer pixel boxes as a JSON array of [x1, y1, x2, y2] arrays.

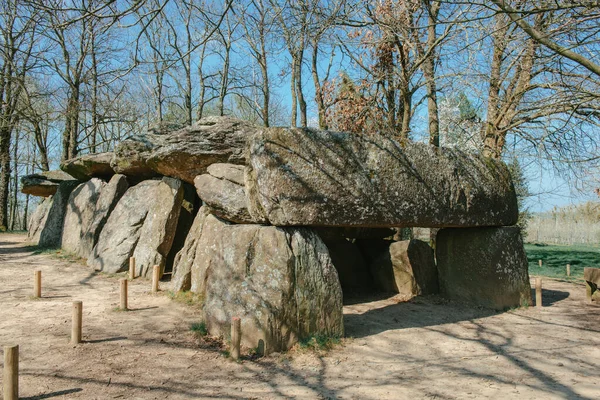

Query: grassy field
[[524, 243, 600, 280]]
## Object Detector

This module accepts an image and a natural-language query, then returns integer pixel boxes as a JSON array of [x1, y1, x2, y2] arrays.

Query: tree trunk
[[0, 128, 11, 231], [290, 58, 298, 127], [311, 41, 327, 130], [295, 50, 307, 127]]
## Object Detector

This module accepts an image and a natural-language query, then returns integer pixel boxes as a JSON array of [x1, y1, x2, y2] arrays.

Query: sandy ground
[[0, 233, 598, 400]]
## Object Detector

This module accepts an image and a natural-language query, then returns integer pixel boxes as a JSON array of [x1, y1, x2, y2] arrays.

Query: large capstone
[[21, 170, 76, 197], [174, 213, 343, 353], [60, 152, 115, 181], [436, 226, 532, 310], [246, 127, 518, 227], [368, 239, 438, 297], [88, 178, 184, 276], [111, 116, 257, 183]]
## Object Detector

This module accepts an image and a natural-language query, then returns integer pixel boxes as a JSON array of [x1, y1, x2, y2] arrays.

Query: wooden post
[[34, 270, 41, 298], [538, 259, 542, 268], [120, 278, 128, 311], [152, 265, 160, 293], [72, 301, 82, 344], [129, 257, 135, 280], [566, 264, 571, 277], [536, 277, 543, 308], [231, 317, 241, 361], [3, 345, 18, 400]]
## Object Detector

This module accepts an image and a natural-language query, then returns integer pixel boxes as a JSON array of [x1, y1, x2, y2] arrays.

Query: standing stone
[[88, 178, 184, 276], [194, 163, 258, 223], [584, 267, 600, 301], [171, 207, 210, 292], [436, 226, 532, 310], [112, 116, 257, 183], [247, 127, 518, 227], [369, 239, 438, 296], [187, 214, 343, 353], [164, 182, 200, 277], [61, 179, 106, 258], [27, 197, 54, 245], [38, 181, 79, 248], [132, 178, 184, 277], [81, 174, 129, 258]]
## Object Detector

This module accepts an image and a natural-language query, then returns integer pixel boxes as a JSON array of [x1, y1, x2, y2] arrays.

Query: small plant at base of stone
[[190, 322, 208, 336], [297, 334, 341, 352]]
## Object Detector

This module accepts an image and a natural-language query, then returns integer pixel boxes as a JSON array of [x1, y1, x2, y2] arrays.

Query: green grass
[[524, 243, 599, 280], [190, 322, 208, 336], [167, 290, 204, 308], [297, 334, 341, 352]]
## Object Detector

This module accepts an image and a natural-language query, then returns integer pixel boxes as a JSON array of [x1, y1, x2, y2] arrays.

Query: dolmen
[[22, 116, 532, 353]]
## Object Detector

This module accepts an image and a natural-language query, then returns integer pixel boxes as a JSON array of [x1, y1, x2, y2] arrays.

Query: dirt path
[[0, 234, 598, 399]]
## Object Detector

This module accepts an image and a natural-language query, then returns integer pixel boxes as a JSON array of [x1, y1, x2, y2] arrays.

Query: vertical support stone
[[34, 270, 42, 298], [72, 301, 82, 344], [538, 259, 542, 268], [129, 257, 135, 280], [231, 317, 241, 361], [566, 264, 570, 277], [152, 265, 160, 293], [120, 278, 128, 310], [3, 345, 18, 400], [536, 278, 543, 308]]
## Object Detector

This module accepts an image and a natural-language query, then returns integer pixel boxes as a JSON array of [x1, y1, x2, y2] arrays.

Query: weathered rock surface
[[194, 163, 258, 223], [369, 239, 438, 296], [61, 175, 129, 259], [61, 179, 106, 258], [38, 181, 79, 247], [247, 127, 518, 227], [27, 197, 54, 244], [171, 206, 211, 292], [584, 267, 600, 301], [323, 238, 373, 295], [314, 227, 396, 240], [164, 182, 200, 275], [88, 178, 184, 276], [177, 213, 343, 353], [21, 170, 76, 197], [132, 178, 185, 277], [436, 227, 531, 310], [112, 116, 257, 183], [60, 152, 115, 181]]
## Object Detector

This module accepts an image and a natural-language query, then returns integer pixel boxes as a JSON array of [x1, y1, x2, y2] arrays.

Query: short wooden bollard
[[120, 278, 128, 310], [231, 317, 241, 361], [34, 270, 42, 298], [566, 264, 571, 277], [152, 265, 160, 293], [72, 301, 82, 344], [538, 259, 543, 268], [536, 277, 543, 308], [129, 257, 136, 280], [3, 345, 18, 400]]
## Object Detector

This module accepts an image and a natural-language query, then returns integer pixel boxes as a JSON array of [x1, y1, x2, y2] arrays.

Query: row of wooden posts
[[538, 259, 572, 276], [3, 257, 245, 400]]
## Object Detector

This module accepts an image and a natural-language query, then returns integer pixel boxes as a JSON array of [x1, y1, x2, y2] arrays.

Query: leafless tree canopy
[[1, 0, 598, 230]]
